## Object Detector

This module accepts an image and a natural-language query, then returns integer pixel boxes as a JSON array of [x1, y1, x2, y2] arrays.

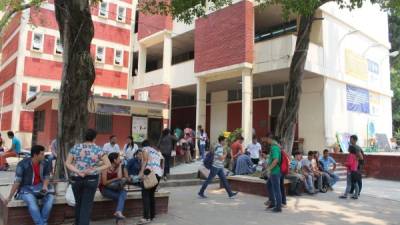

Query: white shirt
[[144, 147, 164, 177], [247, 142, 261, 159], [199, 132, 208, 145], [123, 143, 138, 160], [103, 142, 120, 154]]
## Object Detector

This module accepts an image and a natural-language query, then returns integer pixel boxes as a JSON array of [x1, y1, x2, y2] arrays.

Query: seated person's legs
[[20, 193, 44, 225]]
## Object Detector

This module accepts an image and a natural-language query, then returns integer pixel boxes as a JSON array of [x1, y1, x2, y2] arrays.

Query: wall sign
[[132, 116, 148, 143], [346, 85, 370, 114]]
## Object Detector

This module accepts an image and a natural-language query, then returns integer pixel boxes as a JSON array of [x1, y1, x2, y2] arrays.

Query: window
[[228, 89, 242, 101], [99, 2, 108, 18], [34, 111, 45, 132], [32, 33, 44, 51], [117, 6, 126, 22], [55, 38, 63, 55], [272, 83, 285, 97], [96, 113, 113, 133], [28, 86, 38, 98], [114, 49, 123, 66], [367, 59, 379, 74], [96, 46, 105, 63]]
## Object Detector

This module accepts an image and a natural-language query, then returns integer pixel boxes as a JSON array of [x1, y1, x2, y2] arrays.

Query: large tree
[[141, 0, 400, 153], [389, 13, 400, 138], [1, 0, 99, 178]]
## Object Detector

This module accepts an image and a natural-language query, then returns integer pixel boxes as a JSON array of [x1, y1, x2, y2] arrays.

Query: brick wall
[[19, 111, 34, 132], [0, 112, 12, 131], [1, 32, 19, 64], [36, 101, 58, 147], [0, 84, 15, 107], [0, 59, 17, 86], [332, 153, 400, 181], [137, 0, 173, 40], [194, 0, 254, 73], [135, 84, 170, 104], [1, 13, 21, 44]]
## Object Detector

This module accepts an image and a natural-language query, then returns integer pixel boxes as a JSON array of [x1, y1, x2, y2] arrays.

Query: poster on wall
[[336, 132, 351, 153], [345, 49, 368, 81], [132, 116, 148, 143], [346, 85, 370, 114]]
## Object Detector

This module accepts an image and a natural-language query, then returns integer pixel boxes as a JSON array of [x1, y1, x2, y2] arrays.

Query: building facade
[[132, 0, 393, 151], [0, 0, 135, 147]]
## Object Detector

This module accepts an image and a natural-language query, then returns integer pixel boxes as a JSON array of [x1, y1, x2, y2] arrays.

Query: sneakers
[[339, 195, 348, 199], [198, 193, 207, 199], [351, 196, 359, 200], [229, 192, 238, 198]]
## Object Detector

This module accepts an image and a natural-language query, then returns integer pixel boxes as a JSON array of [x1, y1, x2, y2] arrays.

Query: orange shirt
[[231, 141, 243, 159]]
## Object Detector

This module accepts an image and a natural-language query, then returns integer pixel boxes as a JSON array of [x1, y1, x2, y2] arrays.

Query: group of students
[[4, 129, 166, 225], [173, 125, 209, 164], [197, 133, 365, 214]]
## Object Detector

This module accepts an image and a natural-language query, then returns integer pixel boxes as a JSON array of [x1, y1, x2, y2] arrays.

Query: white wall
[[324, 78, 393, 148], [210, 91, 228, 144], [299, 77, 326, 151], [170, 60, 196, 88]]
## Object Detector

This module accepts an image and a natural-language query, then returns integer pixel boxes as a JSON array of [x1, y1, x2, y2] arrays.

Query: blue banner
[[346, 85, 370, 113]]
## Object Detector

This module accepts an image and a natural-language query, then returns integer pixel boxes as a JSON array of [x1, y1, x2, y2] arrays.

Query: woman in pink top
[[339, 146, 360, 199]]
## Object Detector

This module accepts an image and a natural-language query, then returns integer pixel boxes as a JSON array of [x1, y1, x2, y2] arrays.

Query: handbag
[[171, 150, 177, 157], [65, 184, 75, 207], [143, 169, 159, 189]]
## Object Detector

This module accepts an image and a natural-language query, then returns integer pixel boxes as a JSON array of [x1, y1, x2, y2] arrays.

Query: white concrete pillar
[[241, 68, 253, 145], [196, 78, 207, 156], [137, 44, 147, 87], [162, 33, 172, 84]]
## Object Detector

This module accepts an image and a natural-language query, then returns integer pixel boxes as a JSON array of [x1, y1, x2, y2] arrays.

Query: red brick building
[[0, 0, 135, 147]]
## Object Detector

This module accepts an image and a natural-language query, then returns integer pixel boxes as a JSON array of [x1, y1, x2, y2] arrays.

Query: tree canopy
[[389, 13, 400, 138]]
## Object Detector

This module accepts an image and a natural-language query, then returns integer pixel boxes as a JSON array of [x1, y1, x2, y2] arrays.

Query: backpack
[[203, 149, 215, 169], [280, 150, 290, 175]]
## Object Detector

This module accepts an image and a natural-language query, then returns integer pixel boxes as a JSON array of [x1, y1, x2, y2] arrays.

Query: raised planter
[[224, 175, 291, 197], [0, 185, 169, 225]]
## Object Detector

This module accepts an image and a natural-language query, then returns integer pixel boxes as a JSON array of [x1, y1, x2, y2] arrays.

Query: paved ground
[[89, 179, 400, 225]]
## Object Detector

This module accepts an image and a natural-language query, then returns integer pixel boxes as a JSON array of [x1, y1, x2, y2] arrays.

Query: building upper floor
[[131, 0, 392, 98]]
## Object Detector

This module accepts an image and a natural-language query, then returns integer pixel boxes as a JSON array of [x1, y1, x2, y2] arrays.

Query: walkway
[[91, 179, 400, 225]]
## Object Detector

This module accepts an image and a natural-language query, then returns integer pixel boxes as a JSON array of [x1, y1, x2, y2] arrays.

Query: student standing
[[340, 145, 360, 199], [65, 129, 111, 225], [158, 128, 177, 181], [265, 134, 282, 213], [198, 136, 238, 199], [246, 136, 262, 165], [137, 140, 164, 225]]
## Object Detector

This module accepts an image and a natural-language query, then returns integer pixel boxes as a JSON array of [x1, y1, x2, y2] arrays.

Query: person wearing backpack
[[265, 134, 283, 213], [198, 136, 238, 199]]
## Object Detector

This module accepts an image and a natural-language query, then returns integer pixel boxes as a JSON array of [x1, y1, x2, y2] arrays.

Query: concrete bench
[[225, 175, 292, 197], [0, 185, 170, 225]]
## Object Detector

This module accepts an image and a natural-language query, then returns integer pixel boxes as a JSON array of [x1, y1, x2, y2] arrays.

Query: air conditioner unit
[[138, 91, 149, 101]]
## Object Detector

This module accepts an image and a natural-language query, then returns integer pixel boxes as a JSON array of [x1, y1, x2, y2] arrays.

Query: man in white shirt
[[103, 135, 120, 154], [246, 136, 262, 165]]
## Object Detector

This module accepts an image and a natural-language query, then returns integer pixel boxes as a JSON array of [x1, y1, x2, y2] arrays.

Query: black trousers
[[141, 176, 161, 220], [71, 175, 99, 225], [162, 153, 171, 177]]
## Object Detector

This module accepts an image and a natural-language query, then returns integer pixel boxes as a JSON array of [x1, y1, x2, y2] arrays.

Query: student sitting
[[301, 151, 318, 194], [5, 145, 54, 225], [99, 152, 127, 219], [234, 151, 256, 175], [311, 151, 324, 192], [319, 149, 339, 189], [124, 150, 143, 185], [286, 152, 304, 196]]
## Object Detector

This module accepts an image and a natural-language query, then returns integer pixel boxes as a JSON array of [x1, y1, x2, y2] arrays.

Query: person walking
[[265, 134, 283, 213], [158, 128, 177, 181], [65, 129, 111, 225], [5, 145, 54, 225], [137, 140, 164, 225], [198, 135, 238, 199], [99, 152, 128, 220]]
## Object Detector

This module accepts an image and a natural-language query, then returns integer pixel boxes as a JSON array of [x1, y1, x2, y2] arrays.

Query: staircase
[[335, 163, 367, 181], [159, 172, 205, 188]]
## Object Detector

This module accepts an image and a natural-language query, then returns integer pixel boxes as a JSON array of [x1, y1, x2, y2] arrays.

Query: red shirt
[[231, 141, 243, 160], [99, 167, 118, 192], [345, 153, 358, 172], [32, 162, 41, 185]]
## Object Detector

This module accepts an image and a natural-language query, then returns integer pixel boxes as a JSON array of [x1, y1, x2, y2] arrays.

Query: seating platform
[[0, 184, 170, 225], [225, 175, 292, 197]]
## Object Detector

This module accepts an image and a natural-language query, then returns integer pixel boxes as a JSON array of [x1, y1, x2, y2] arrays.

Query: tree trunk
[[275, 14, 314, 155], [54, 0, 95, 179]]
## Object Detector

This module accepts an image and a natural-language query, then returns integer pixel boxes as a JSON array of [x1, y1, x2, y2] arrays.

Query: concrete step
[[159, 178, 217, 188], [168, 172, 198, 180]]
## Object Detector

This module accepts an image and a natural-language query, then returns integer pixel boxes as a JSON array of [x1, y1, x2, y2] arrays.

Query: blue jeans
[[344, 173, 359, 197], [71, 175, 99, 225], [199, 166, 234, 196], [325, 171, 339, 187], [304, 174, 314, 193], [101, 188, 127, 213], [267, 173, 282, 209], [19, 191, 54, 225], [199, 144, 206, 160]]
